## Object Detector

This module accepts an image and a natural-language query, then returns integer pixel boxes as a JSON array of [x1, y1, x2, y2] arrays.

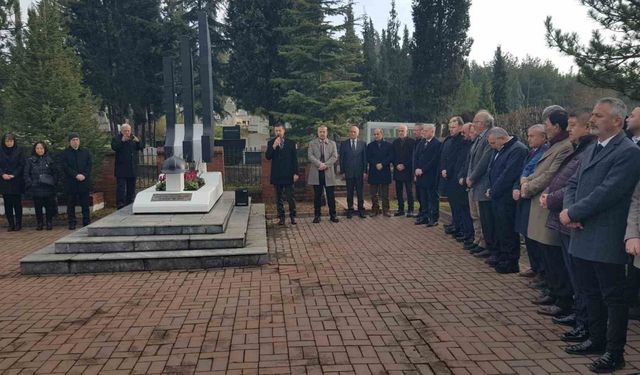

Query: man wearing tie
[[339, 126, 367, 219], [561, 98, 640, 372], [265, 122, 299, 225], [308, 126, 339, 223], [366, 128, 393, 217], [415, 124, 441, 227], [392, 125, 415, 216]]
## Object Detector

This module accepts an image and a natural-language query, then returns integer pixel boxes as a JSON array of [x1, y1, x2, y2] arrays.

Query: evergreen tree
[[4, 0, 107, 176], [478, 77, 495, 115], [226, 0, 289, 121], [506, 76, 525, 112], [411, 0, 472, 122], [492, 46, 508, 114], [450, 65, 479, 117], [360, 17, 379, 99], [546, 0, 640, 99]]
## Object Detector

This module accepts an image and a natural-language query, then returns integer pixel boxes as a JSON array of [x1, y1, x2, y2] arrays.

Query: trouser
[[525, 236, 545, 276], [275, 184, 296, 219], [492, 199, 520, 265], [560, 234, 588, 327], [455, 202, 474, 238], [313, 172, 336, 218], [116, 177, 137, 209], [395, 180, 414, 213], [417, 185, 439, 222], [478, 200, 496, 253], [67, 191, 91, 226], [468, 193, 485, 247], [624, 261, 640, 307], [539, 242, 574, 311], [573, 256, 628, 355], [2, 193, 22, 227], [34, 195, 56, 222], [414, 181, 421, 214], [346, 177, 364, 212], [369, 184, 389, 214]]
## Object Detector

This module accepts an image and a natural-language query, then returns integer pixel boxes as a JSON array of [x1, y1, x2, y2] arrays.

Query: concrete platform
[[20, 204, 268, 275]]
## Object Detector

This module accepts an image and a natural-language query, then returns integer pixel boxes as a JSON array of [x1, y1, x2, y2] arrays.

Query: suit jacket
[[467, 130, 493, 201], [415, 137, 441, 188], [307, 138, 338, 186], [60, 146, 92, 193], [392, 137, 414, 181], [565, 131, 640, 264], [525, 135, 573, 246], [366, 140, 393, 185], [440, 134, 466, 201], [265, 137, 298, 185], [339, 138, 367, 179], [488, 137, 528, 202]]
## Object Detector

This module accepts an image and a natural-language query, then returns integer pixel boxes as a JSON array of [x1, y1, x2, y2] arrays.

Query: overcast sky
[[20, 0, 600, 73]]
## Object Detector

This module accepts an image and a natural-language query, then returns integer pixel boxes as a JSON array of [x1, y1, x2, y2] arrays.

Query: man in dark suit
[[561, 98, 640, 372], [392, 125, 415, 216], [440, 116, 467, 240], [339, 126, 367, 219], [411, 124, 425, 218], [415, 124, 441, 227], [457, 123, 476, 250], [265, 123, 299, 225], [367, 128, 393, 217], [111, 123, 144, 209], [61, 132, 92, 230], [486, 128, 528, 274]]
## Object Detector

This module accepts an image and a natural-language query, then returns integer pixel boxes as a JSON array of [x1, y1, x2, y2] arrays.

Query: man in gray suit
[[308, 126, 339, 223], [466, 110, 496, 258], [561, 98, 640, 372], [340, 126, 367, 219]]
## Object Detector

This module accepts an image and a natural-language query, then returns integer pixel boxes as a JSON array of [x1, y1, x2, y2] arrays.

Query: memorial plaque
[[151, 193, 193, 202]]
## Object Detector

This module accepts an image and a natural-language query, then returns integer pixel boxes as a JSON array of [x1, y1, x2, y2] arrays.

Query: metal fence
[[137, 147, 160, 190], [223, 146, 262, 189]]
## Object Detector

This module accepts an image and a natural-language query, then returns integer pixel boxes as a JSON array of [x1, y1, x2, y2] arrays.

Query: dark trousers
[[116, 177, 137, 209], [369, 184, 389, 214], [624, 262, 640, 306], [478, 201, 496, 253], [560, 234, 588, 327], [454, 203, 473, 238], [34, 195, 56, 222], [539, 242, 573, 311], [275, 184, 296, 219], [492, 199, 520, 265], [573, 256, 628, 355], [346, 177, 364, 212], [395, 180, 414, 213], [313, 172, 336, 218], [525, 236, 544, 275], [67, 191, 91, 226], [417, 185, 439, 222], [2, 193, 22, 226]]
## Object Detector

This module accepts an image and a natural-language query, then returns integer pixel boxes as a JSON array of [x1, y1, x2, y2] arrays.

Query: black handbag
[[39, 173, 55, 186]]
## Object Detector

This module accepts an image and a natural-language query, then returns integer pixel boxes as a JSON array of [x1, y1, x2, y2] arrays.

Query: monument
[[19, 13, 268, 274]]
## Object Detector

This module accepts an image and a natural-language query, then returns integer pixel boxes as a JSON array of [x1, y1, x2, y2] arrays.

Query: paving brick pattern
[[0, 217, 639, 374]]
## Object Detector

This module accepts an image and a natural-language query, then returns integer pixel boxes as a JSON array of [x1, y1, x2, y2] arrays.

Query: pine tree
[[492, 46, 508, 114], [411, 0, 472, 122], [546, 0, 640, 99], [4, 0, 107, 175], [450, 65, 479, 117]]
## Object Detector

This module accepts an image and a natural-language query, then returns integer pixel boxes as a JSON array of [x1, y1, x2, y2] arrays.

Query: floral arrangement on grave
[[155, 168, 205, 191]]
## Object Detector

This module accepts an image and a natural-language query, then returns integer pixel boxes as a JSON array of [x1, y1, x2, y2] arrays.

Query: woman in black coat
[[0, 133, 25, 231], [25, 141, 58, 230]]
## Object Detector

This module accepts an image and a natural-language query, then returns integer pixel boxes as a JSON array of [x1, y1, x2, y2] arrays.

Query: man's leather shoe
[[532, 295, 555, 305], [444, 226, 456, 234], [518, 268, 536, 278], [537, 305, 567, 317], [529, 280, 548, 290], [495, 263, 519, 274], [414, 218, 426, 225], [330, 216, 340, 223], [278, 217, 285, 225], [561, 325, 589, 342], [426, 220, 439, 227], [552, 313, 576, 326], [358, 211, 366, 219], [469, 246, 485, 254], [473, 249, 491, 258], [312, 216, 321, 223], [290, 217, 297, 225], [485, 257, 499, 267], [382, 212, 391, 217], [464, 242, 478, 250], [394, 211, 405, 217], [565, 340, 605, 355], [346, 211, 353, 219], [455, 234, 467, 242], [588, 352, 625, 373]]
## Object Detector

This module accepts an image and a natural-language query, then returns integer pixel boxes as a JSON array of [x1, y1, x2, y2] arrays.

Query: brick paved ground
[[1, 217, 639, 374]]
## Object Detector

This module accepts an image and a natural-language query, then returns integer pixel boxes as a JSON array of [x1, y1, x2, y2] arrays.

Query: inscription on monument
[[151, 193, 193, 202]]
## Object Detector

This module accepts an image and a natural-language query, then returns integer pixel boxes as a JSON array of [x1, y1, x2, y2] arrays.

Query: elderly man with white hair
[[111, 120, 144, 209]]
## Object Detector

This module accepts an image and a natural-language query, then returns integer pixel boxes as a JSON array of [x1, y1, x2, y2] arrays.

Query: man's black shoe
[[588, 352, 625, 373], [485, 257, 499, 267], [495, 263, 519, 274], [312, 216, 321, 224], [330, 216, 340, 223], [561, 326, 589, 342], [394, 211, 405, 217], [426, 220, 439, 227], [346, 211, 353, 219], [564, 340, 605, 355], [464, 242, 478, 250], [414, 218, 427, 225], [291, 217, 297, 225], [444, 226, 456, 234], [68, 223, 76, 230], [532, 295, 555, 306], [278, 217, 285, 225], [358, 211, 366, 219], [469, 246, 485, 254], [552, 313, 576, 327], [455, 234, 467, 242]]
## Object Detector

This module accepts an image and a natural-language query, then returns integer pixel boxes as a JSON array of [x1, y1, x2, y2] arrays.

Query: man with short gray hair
[[111, 121, 144, 209], [308, 126, 339, 223]]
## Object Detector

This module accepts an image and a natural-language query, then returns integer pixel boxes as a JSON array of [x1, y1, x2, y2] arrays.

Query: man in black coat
[[440, 117, 467, 239], [392, 125, 415, 216], [111, 123, 144, 209], [265, 123, 299, 225], [410, 124, 425, 218], [366, 128, 393, 217], [486, 128, 528, 274], [456, 123, 476, 250], [339, 126, 367, 219], [414, 124, 441, 227], [0, 133, 25, 231], [60, 132, 92, 230]]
